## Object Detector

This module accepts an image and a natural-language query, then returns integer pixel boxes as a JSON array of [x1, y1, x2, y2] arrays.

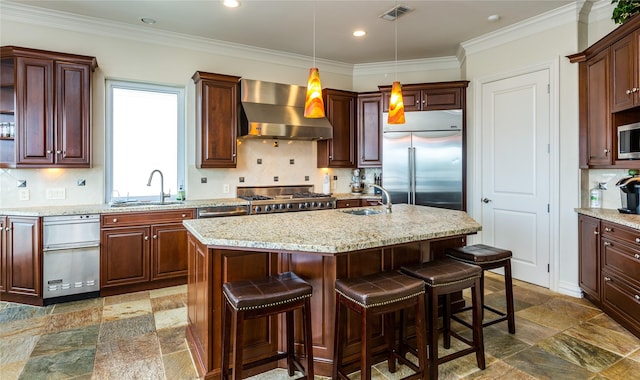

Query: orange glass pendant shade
[[387, 81, 405, 124], [304, 67, 325, 118]]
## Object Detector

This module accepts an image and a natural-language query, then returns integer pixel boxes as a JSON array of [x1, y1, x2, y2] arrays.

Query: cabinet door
[[55, 61, 91, 166], [381, 88, 421, 112], [357, 93, 382, 167], [5, 216, 41, 298], [151, 222, 188, 281], [317, 89, 356, 168], [578, 214, 600, 301], [193, 72, 239, 168], [15, 57, 54, 165], [582, 49, 612, 167], [101, 226, 150, 287], [0, 217, 6, 294], [611, 32, 640, 112], [422, 87, 462, 110]]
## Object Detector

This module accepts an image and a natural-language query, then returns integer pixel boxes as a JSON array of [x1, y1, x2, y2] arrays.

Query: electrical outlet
[[257, 159, 262, 164], [46, 188, 66, 200], [201, 177, 207, 183], [19, 188, 29, 201], [223, 184, 230, 193], [239, 177, 245, 183], [289, 159, 295, 165], [274, 176, 279, 182], [304, 176, 309, 181]]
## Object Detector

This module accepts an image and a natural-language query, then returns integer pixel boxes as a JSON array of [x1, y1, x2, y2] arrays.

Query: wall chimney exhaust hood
[[239, 79, 333, 140]]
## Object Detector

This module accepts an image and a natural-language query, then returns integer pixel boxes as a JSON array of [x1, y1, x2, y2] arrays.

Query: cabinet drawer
[[102, 209, 195, 227], [601, 221, 640, 246], [602, 273, 640, 327], [602, 237, 640, 285], [336, 199, 361, 208]]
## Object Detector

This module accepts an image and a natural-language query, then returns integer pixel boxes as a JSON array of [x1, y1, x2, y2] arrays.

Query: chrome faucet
[[368, 183, 392, 213], [147, 169, 170, 204]]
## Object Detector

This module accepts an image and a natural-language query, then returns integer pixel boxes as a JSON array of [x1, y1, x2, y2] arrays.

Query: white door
[[481, 69, 550, 287]]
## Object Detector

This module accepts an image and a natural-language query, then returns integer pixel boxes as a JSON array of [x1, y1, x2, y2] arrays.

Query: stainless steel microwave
[[618, 122, 640, 160]]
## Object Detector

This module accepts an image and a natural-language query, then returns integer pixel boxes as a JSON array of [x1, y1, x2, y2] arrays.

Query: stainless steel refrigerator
[[382, 110, 463, 210]]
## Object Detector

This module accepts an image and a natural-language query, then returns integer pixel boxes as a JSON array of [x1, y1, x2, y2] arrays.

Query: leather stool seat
[[222, 272, 314, 380], [401, 258, 485, 380], [333, 271, 427, 380], [447, 244, 516, 333]]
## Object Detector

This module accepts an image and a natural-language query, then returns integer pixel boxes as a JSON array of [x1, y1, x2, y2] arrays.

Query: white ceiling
[[5, 0, 577, 64]]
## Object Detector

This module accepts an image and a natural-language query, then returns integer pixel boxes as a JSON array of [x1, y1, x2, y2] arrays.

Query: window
[[106, 80, 185, 203]]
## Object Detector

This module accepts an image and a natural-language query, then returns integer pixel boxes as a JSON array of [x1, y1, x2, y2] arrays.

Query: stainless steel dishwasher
[[43, 214, 100, 303]]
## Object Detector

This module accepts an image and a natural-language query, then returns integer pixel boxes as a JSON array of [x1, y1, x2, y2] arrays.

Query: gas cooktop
[[237, 186, 336, 214]]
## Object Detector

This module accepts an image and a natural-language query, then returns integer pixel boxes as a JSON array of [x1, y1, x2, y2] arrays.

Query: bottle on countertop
[[322, 173, 331, 195], [177, 185, 186, 201], [589, 182, 602, 208]]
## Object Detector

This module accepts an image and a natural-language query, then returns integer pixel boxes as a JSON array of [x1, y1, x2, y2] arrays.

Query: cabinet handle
[[153, 235, 157, 239], [604, 227, 613, 232], [604, 276, 611, 281], [144, 236, 149, 241], [635, 254, 640, 260], [112, 218, 118, 223], [604, 241, 612, 246], [594, 230, 599, 235]]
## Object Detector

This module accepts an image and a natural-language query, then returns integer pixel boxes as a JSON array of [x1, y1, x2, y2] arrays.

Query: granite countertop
[[576, 208, 640, 230], [183, 204, 481, 254], [0, 198, 249, 217]]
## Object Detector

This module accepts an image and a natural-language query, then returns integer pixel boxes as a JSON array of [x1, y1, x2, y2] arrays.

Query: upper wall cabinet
[[192, 71, 240, 169], [357, 92, 382, 168], [317, 89, 357, 168], [379, 81, 469, 112], [0, 46, 97, 168], [568, 14, 640, 169]]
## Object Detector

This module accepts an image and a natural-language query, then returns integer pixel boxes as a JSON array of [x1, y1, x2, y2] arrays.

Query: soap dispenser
[[322, 173, 331, 195]]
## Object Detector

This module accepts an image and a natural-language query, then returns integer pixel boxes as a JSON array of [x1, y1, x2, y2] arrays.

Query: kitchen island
[[183, 204, 481, 379]]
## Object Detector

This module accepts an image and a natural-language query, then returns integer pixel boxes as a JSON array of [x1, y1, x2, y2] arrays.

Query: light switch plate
[[223, 184, 230, 193], [19, 188, 29, 201]]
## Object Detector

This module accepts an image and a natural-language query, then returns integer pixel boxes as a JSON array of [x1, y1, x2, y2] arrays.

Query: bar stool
[[446, 244, 515, 334], [333, 271, 427, 380], [401, 258, 485, 380], [221, 272, 314, 380]]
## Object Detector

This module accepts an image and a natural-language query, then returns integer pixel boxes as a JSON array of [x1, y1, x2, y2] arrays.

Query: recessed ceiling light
[[353, 30, 366, 37], [487, 14, 501, 22], [140, 17, 156, 24], [223, 0, 240, 8]]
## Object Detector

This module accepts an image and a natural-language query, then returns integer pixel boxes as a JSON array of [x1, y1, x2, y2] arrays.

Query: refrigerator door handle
[[408, 147, 413, 203], [412, 147, 417, 204]]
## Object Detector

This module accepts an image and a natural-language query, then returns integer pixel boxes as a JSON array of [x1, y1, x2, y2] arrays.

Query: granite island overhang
[[183, 204, 482, 379]]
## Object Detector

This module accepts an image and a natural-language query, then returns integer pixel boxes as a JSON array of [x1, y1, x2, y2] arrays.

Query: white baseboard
[[556, 280, 583, 298]]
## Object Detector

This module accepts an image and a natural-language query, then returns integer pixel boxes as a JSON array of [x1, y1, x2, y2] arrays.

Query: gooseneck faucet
[[147, 169, 170, 204], [368, 183, 392, 213]]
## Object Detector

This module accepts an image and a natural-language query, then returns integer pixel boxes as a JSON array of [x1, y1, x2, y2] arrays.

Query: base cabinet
[[100, 209, 194, 296], [0, 216, 42, 305], [578, 214, 640, 338]]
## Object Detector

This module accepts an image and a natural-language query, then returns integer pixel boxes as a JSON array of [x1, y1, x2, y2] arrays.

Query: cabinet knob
[[636, 237, 640, 243], [636, 295, 640, 301], [4, 227, 9, 232], [56, 150, 61, 154], [594, 230, 599, 235], [46, 150, 52, 154], [604, 149, 609, 155], [604, 276, 611, 281], [145, 236, 149, 241], [153, 235, 157, 239], [112, 218, 118, 223], [603, 241, 611, 246], [635, 254, 640, 260], [604, 227, 612, 232], [627, 89, 633, 95], [182, 214, 187, 218], [232, 153, 236, 158]]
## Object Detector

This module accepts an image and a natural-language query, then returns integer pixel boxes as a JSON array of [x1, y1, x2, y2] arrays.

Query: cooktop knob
[[312, 201, 318, 208], [286, 203, 293, 209], [299, 203, 305, 209], [255, 206, 262, 213], [265, 205, 272, 212]]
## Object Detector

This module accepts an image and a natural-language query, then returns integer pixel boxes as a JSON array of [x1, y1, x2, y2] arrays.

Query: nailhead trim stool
[[401, 258, 485, 380], [221, 272, 314, 380], [333, 271, 427, 380], [446, 244, 516, 334]]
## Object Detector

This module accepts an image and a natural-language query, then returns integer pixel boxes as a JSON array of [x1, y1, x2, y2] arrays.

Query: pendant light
[[387, 4, 405, 124], [304, 2, 326, 118]]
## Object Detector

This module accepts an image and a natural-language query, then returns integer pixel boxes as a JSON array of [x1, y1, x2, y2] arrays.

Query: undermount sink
[[109, 200, 185, 208], [341, 208, 383, 216]]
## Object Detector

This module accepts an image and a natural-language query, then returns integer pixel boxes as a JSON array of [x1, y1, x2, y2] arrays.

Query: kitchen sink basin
[[109, 200, 185, 208], [341, 208, 383, 216]]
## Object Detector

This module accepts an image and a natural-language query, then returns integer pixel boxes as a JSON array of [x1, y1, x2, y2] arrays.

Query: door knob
[[482, 198, 492, 203]]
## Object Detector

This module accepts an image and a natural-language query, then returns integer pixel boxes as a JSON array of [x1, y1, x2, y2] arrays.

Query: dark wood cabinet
[[192, 71, 240, 168], [0, 46, 96, 168], [317, 89, 357, 168], [569, 14, 640, 169], [0, 216, 42, 305], [379, 81, 468, 112], [577, 214, 640, 338], [0, 217, 5, 296], [578, 214, 601, 301], [611, 30, 640, 112], [336, 199, 361, 208], [357, 92, 382, 167], [100, 209, 194, 296]]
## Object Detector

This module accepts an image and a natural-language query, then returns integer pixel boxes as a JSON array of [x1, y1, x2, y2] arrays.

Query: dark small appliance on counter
[[616, 175, 640, 214]]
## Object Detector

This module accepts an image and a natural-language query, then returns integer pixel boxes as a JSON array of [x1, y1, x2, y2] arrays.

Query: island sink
[[341, 208, 382, 216]]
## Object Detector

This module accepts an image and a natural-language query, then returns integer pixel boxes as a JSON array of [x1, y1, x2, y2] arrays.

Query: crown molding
[[460, 1, 585, 56], [0, 2, 353, 76], [353, 56, 461, 76], [588, 0, 615, 23]]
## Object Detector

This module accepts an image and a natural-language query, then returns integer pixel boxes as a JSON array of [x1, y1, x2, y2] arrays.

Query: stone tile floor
[[0, 273, 639, 379]]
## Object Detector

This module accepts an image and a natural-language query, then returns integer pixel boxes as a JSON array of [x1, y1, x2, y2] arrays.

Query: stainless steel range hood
[[239, 79, 333, 140]]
